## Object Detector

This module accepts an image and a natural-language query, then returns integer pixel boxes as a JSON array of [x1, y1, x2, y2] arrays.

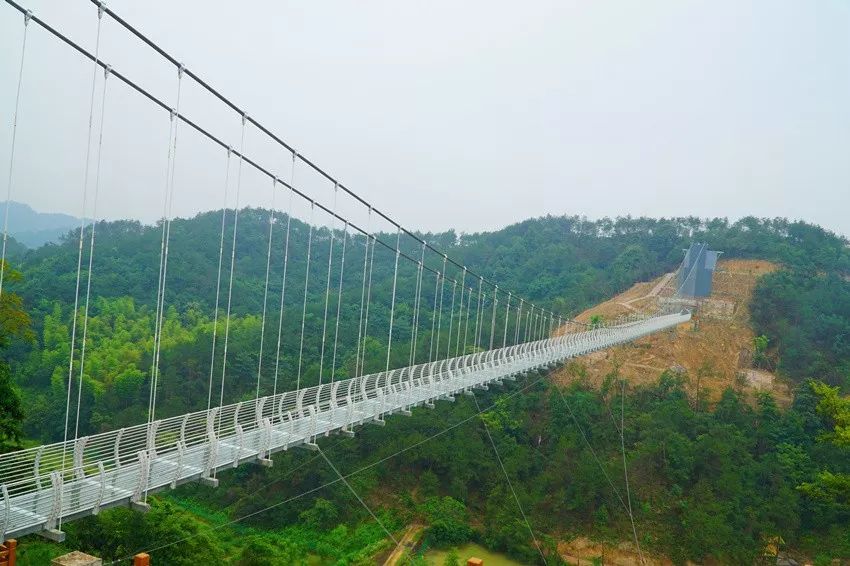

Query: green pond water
[[425, 543, 527, 566]]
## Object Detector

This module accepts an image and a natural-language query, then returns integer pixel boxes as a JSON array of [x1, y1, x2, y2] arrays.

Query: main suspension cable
[[85, 0, 571, 326], [8, 0, 572, 329]]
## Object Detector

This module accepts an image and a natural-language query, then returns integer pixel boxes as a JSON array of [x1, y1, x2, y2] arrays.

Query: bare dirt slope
[[559, 536, 675, 566], [554, 259, 792, 407]]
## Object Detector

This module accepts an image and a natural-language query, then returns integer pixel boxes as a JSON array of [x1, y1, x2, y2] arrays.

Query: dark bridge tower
[[679, 243, 722, 298]]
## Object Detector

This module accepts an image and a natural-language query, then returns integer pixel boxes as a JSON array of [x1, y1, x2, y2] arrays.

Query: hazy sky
[[1, 0, 848, 236]]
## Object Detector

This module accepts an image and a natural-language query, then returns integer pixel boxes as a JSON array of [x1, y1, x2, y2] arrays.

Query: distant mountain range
[[3, 201, 80, 248]]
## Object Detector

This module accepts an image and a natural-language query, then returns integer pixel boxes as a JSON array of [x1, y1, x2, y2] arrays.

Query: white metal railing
[[0, 311, 689, 539]]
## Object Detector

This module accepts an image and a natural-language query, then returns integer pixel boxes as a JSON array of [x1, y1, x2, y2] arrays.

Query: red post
[[0, 539, 16, 566], [133, 553, 150, 566]]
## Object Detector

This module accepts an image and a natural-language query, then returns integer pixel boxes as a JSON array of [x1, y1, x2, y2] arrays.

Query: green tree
[[236, 535, 306, 566], [799, 382, 850, 508], [67, 499, 224, 564], [753, 334, 769, 369], [0, 260, 31, 451], [299, 498, 339, 530], [0, 363, 24, 451], [421, 496, 473, 548]]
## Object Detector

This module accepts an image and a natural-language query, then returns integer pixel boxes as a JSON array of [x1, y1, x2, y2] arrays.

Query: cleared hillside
[[555, 259, 792, 406]]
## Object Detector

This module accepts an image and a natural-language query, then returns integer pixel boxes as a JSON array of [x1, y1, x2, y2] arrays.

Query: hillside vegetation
[[1, 213, 849, 564]]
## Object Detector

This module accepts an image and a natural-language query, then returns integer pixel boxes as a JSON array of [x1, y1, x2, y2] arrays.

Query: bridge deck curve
[[0, 312, 689, 540]]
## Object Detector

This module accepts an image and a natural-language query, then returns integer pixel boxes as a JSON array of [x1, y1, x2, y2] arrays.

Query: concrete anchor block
[[40, 529, 66, 543]]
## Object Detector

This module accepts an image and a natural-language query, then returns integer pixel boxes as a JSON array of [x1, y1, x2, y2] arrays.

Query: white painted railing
[[0, 311, 689, 539]]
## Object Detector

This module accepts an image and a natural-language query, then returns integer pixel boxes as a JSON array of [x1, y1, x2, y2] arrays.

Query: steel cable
[[296, 202, 316, 391], [207, 148, 232, 412], [318, 184, 338, 386], [330, 221, 349, 383], [272, 152, 297, 398], [0, 9, 30, 300], [255, 175, 279, 400]]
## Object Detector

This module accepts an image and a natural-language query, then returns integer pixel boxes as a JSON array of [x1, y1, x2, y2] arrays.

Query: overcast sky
[[1, 0, 848, 237]]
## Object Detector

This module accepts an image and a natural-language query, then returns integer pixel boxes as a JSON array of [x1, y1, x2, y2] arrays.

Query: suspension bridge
[[0, 0, 697, 549]]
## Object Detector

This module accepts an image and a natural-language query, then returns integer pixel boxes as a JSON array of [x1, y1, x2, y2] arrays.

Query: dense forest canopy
[[4, 212, 848, 440], [2, 212, 849, 564]]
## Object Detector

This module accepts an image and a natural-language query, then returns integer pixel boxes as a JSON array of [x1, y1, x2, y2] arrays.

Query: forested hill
[[2, 212, 850, 564], [2, 201, 80, 248], [10, 211, 850, 318], [3, 212, 849, 444]]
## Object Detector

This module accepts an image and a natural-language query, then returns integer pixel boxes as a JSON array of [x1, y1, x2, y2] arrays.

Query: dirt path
[[616, 272, 675, 311], [648, 271, 675, 297], [383, 523, 423, 566]]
